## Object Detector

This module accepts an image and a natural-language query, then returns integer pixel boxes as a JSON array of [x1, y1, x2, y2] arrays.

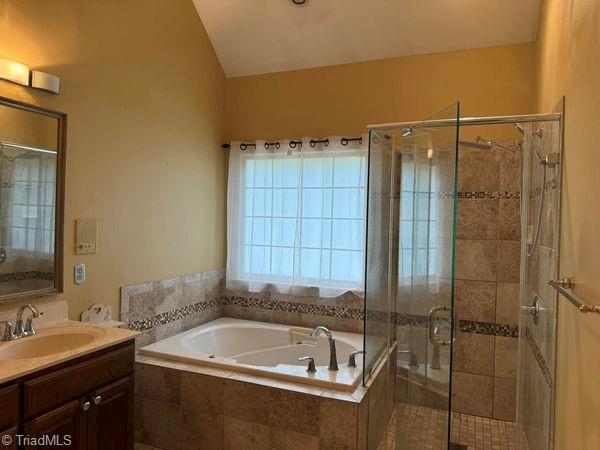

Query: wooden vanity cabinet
[[0, 340, 135, 450]]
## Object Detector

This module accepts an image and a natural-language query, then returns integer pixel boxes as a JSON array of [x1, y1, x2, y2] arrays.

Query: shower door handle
[[428, 305, 451, 346]]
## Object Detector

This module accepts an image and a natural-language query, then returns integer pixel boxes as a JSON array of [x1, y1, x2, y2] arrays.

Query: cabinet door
[[23, 397, 87, 450], [87, 376, 134, 450], [0, 426, 18, 450]]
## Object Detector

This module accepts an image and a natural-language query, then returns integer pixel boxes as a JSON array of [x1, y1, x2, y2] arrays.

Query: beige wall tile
[[455, 279, 496, 322], [223, 380, 273, 425], [456, 198, 499, 240], [451, 372, 494, 417], [181, 372, 224, 415], [270, 389, 321, 435], [135, 398, 182, 450], [494, 337, 518, 379], [458, 149, 500, 192], [269, 427, 319, 450], [497, 241, 520, 283], [223, 416, 269, 450], [455, 240, 498, 281], [319, 398, 358, 448], [453, 331, 495, 376], [496, 282, 519, 325], [181, 411, 223, 450], [493, 377, 516, 422], [499, 199, 521, 241], [136, 363, 181, 404]]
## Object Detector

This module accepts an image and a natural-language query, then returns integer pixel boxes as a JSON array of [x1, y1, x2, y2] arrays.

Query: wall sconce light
[[0, 58, 30, 86], [0, 58, 60, 94], [31, 71, 60, 94]]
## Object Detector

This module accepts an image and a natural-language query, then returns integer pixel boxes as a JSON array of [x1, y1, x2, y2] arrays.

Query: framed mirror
[[0, 96, 66, 300]]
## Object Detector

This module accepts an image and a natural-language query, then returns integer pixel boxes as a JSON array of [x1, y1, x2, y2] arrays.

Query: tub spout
[[310, 326, 338, 371]]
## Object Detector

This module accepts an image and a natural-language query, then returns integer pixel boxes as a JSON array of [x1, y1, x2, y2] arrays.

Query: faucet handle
[[0, 321, 17, 341], [298, 356, 317, 373], [24, 312, 44, 336], [348, 350, 366, 368]]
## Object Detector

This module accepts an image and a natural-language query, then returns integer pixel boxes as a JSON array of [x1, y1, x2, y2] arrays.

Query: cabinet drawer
[[23, 344, 134, 418], [0, 385, 19, 430]]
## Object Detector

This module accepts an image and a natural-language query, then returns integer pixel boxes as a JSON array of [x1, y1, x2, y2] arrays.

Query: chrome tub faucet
[[310, 325, 338, 371]]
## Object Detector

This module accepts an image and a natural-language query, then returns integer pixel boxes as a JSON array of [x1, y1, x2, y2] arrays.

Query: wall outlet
[[74, 263, 86, 285]]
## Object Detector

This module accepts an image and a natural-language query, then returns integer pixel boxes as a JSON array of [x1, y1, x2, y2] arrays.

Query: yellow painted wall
[[225, 43, 535, 141], [0, 0, 227, 319], [534, 1, 600, 449]]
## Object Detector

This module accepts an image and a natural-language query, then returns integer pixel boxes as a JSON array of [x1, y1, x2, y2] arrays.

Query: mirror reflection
[[0, 103, 59, 297]]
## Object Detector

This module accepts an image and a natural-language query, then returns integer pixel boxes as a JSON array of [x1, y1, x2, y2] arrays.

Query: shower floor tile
[[377, 403, 528, 450]]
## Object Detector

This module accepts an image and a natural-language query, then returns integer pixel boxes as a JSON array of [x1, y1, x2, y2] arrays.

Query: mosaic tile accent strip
[[0, 271, 54, 282], [524, 326, 553, 389], [458, 320, 519, 338], [375, 191, 520, 200], [127, 298, 220, 331]]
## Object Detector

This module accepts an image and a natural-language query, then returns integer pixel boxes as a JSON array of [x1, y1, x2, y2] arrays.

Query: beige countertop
[[0, 320, 138, 385]]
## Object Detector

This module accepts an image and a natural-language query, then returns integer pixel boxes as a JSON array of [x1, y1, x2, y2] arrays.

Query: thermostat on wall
[[75, 219, 97, 254]]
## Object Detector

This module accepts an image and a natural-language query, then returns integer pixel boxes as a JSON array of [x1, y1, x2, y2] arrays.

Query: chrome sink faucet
[[310, 325, 338, 371], [16, 304, 43, 337], [0, 304, 43, 341]]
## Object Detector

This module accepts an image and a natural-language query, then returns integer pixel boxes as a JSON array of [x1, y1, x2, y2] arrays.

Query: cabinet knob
[[93, 395, 102, 405], [82, 401, 91, 411]]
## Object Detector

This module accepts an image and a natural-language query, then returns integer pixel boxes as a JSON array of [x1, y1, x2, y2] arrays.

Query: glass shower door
[[363, 103, 460, 449]]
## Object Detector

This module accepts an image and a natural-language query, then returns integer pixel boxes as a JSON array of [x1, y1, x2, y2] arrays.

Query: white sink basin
[[0, 326, 107, 360]]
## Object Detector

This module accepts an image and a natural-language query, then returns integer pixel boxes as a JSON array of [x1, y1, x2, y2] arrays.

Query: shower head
[[459, 140, 492, 150]]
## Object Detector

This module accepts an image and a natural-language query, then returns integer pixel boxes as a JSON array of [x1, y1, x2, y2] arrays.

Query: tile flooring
[[378, 403, 528, 450]]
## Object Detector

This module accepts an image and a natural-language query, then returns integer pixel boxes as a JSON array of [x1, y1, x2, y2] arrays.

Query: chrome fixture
[[522, 296, 542, 325], [459, 139, 492, 150], [0, 321, 16, 341], [402, 127, 413, 137], [347, 350, 366, 368], [548, 277, 600, 314], [428, 305, 451, 346], [16, 304, 43, 337], [310, 325, 338, 371], [298, 356, 316, 373], [514, 123, 525, 135], [0, 247, 5, 264]]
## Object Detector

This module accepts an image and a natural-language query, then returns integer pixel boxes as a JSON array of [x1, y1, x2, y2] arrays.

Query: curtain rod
[[221, 136, 363, 150]]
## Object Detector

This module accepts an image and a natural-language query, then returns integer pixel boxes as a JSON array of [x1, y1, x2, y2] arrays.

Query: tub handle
[[348, 350, 366, 368], [298, 356, 317, 373]]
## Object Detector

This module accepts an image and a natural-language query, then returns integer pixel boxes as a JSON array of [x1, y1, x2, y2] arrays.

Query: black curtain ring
[[310, 140, 316, 147], [240, 143, 247, 151], [341, 138, 348, 146], [324, 139, 329, 147]]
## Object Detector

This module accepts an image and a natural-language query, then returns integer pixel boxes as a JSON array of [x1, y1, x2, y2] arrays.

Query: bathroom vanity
[[0, 319, 137, 450]]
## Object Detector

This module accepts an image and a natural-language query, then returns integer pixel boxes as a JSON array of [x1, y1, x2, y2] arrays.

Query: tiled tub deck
[[134, 346, 396, 450]]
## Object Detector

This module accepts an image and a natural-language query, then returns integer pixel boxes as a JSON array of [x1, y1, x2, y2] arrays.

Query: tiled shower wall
[[452, 144, 522, 421]]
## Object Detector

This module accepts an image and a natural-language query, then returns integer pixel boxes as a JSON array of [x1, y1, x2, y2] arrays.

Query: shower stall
[[362, 101, 564, 450]]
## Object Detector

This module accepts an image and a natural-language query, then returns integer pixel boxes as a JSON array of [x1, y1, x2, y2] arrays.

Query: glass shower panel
[[517, 107, 563, 450], [394, 104, 459, 450], [363, 103, 460, 449]]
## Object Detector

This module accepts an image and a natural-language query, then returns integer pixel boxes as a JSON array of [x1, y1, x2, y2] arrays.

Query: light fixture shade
[[0, 58, 30, 86], [31, 70, 60, 94]]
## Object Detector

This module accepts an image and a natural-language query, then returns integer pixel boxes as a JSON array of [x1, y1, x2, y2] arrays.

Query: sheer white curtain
[[227, 136, 368, 297], [2, 145, 56, 259]]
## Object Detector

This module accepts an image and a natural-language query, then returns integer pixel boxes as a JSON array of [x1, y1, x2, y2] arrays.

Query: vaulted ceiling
[[193, 0, 540, 78]]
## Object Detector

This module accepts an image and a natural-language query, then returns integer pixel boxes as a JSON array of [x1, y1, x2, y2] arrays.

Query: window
[[7, 154, 56, 258], [227, 139, 367, 296]]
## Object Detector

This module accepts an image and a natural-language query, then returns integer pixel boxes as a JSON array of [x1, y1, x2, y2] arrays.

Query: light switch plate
[[75, 219, 97, 254], [74, 263, 86, 285]]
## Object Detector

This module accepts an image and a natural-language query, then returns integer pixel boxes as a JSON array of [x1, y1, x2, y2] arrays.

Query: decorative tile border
[[524, 326, 553, 388], [127, 298, 220, 331], [458, 320, 519, 338], [0, 270, 54, 283], [373, 190, 520, 200]]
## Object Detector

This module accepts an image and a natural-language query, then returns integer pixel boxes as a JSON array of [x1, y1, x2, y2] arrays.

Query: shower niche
[[363, 101, 564, 450], [0, 97, 66, 300]]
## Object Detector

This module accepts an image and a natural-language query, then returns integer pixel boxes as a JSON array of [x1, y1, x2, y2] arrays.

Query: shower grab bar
[[548, 277, 600, 314]]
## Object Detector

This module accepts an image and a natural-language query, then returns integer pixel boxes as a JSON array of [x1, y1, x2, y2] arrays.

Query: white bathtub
[[138, 317, 364, 390]]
